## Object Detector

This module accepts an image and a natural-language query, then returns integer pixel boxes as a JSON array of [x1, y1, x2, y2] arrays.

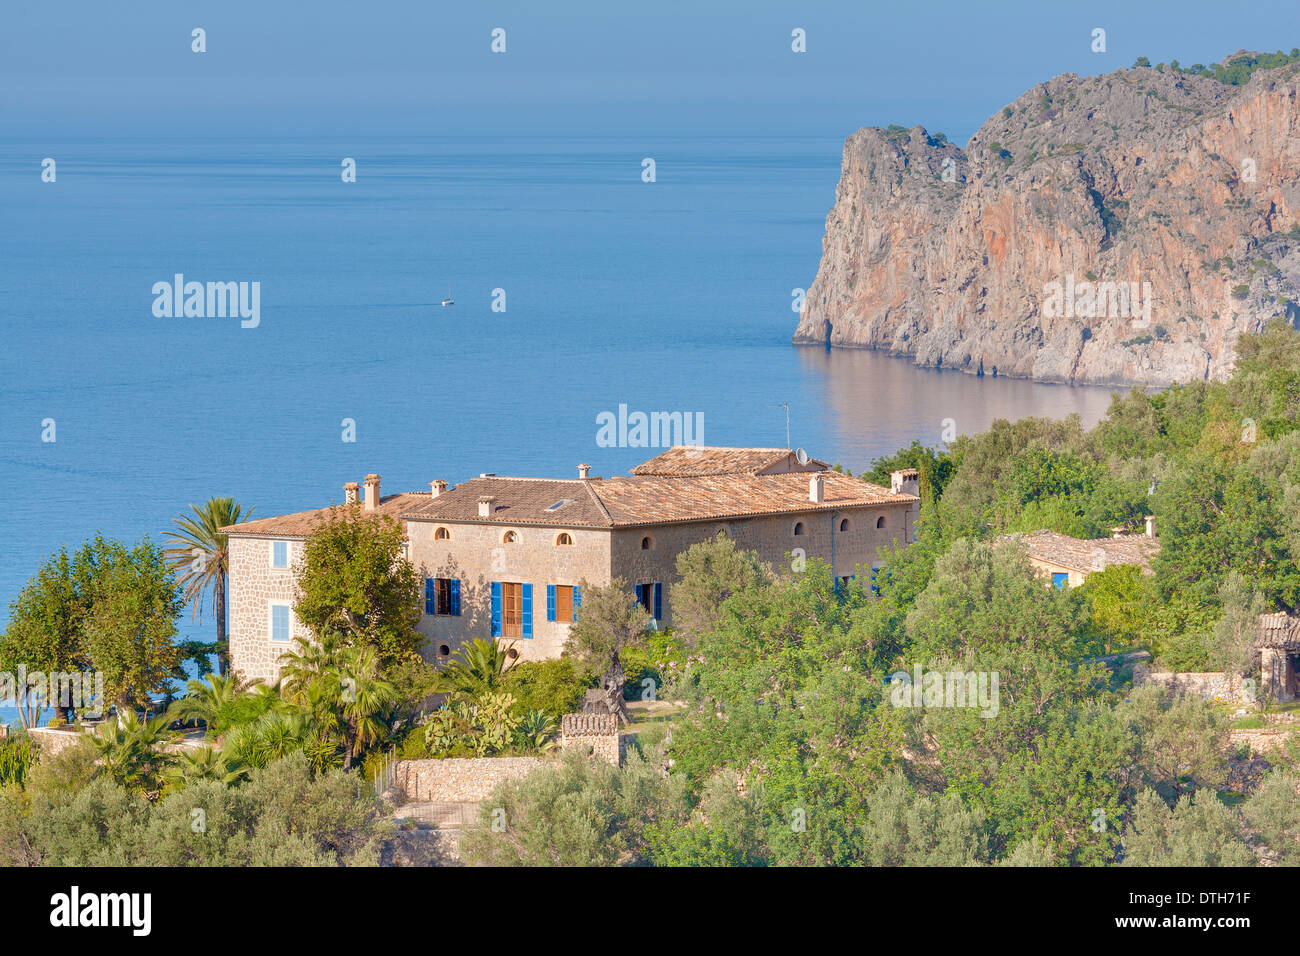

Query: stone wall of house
[[1132, 666, 1250, 702], [406, 518, 613, 666], [392, 756, 548, 803], [1025, 557, 1088, 588], [610, 501, 917, 628], [227, 535, 311, 684], [560, 713, 622, 765]]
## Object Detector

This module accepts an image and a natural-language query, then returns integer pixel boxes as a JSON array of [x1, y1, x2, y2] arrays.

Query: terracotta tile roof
[[402, 477, 614, 528], [1257, 612, 1300, 649], [630, 446, 828, 476], [402, 470, 915, 528], [221, 493, 428, 538], [1007, 529, 1160, 574]]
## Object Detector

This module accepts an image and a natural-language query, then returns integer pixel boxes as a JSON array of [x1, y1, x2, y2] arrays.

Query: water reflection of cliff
[[796, 347, 1121, 472]]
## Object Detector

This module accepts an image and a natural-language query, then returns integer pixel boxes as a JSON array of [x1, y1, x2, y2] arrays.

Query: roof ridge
[[581, 479, 615, 524]]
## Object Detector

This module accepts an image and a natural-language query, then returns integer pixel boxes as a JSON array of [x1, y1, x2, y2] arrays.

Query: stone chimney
[[343, 481, 360, 505], [430, 480, 447, 499], [1145, 515, 1156, 538], [578, 463, 591, 479], [478, 495, 496, 518], [363, 474, 381, 511], [890, 469, 920, 496], [809, 474, 825, 503], [1110, 526, 1126, 539]]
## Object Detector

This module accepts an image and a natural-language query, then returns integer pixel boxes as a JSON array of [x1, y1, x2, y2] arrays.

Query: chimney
[[343, 481, 360, 505], [1145, 515, 1156, 538], [1110, 526, 1126, 539], [578, 463, 591, 479], [363, 474, 381, 511], [478, 495, 496, 518], [890, 469, 920, 496], [430, 479, 447, 499], [809, 474, 825, 503]]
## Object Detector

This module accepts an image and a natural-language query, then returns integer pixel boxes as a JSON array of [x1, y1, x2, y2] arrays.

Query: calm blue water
[[0, 136, 1118, 721]]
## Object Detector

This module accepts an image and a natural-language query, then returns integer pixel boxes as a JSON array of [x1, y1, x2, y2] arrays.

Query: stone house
[[1257, 612, 1300, 701], [1004, 517, 1160, 589], [222, 447, 920, 682]]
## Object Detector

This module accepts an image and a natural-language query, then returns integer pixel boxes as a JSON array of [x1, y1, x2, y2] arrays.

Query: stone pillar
[[1261, 647, 1290, 702]]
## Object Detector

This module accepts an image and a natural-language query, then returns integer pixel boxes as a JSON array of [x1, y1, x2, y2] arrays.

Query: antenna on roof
[[767, 402, 791, 448], [795, 448, 809, 466]]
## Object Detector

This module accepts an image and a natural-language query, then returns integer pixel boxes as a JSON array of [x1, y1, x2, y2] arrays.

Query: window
[[503, 530, 518, 544], [545, 499, 574, 512], [434, 527, 451, 541], [839, 518, 851, 532], [424, 577, 461, 616], [270, 602, 291, 642], [876, 515, 887, 529], [271, 540, 289, 568], [641, 535, 654, 550], [634, 582, 662, 620], [492, 582, 533, 638], [556, 533, 573, 546], [793, 522, 805, 536], [870, 567, 881, 597], [548, 584, 578, 623], [1052, 572, 1069, 589], [437, 644, 451, 658]]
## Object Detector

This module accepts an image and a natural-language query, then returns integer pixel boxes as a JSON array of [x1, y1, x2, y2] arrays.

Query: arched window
[[876, 515, 886, 529], [503, 530, 518, 544], [438, 644, 451, 657], [839, 518, 850, 532], [556, 533, 573, 546], [793, 522, 805, 536], [435, 527, 451, 541], [641, 536, 653, 550]]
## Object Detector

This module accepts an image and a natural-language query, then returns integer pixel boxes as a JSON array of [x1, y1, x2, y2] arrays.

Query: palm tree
[[167, 671, 251, 735], [337, 646, 399, 768], [163, 745, 245, 789], [92, 710, 177, 796], [432, 638, 512, 698], [164, 497, 255, 676]]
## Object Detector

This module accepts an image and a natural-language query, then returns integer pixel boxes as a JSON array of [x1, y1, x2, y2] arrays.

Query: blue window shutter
[[573, 586, 582, 615], [424, 578, 435, 615], [521, 584, 533, 638], [634, 583, 643, 608], [449, 579, 461, 616], [653, 582, 662, 620], [546, 585, 556, 623], [1052, 572, 1069, 589], [490, 582, 502, 637]]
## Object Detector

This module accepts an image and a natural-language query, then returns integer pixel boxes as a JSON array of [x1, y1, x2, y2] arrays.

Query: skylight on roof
[[545, 498, 575, 512]]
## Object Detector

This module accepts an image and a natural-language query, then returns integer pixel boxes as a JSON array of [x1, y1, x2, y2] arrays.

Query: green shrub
[[500, 659, 594, 718], [0, 735, 38, 787]]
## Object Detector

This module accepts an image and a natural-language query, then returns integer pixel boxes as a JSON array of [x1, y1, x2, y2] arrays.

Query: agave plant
[[517, 710, 558, 752], [163, 497, 255, 675]]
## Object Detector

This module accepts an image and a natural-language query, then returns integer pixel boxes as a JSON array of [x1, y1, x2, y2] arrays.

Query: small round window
[[839, 518, 850, 532], [504, 530, 518, 543], [793, 522, 805, 536], [435, 527, 451, 540], [556, 533, 573, 546]]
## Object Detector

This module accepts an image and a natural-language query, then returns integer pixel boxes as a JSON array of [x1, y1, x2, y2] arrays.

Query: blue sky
[[3, 0, 1298, 140]]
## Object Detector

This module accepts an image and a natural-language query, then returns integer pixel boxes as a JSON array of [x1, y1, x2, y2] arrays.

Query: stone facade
[[560, 713, 622, 765], [407, 518, 611, 666], [391, 756, 547, 803], [227, 536, 312, 684], [1229, 727, 1296, 756]]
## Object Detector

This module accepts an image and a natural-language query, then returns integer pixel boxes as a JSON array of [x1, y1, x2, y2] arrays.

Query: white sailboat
[[441, 285, 454, 307]]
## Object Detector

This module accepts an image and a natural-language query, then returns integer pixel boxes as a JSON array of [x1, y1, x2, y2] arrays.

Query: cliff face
[[794, 56, 1300, 386]]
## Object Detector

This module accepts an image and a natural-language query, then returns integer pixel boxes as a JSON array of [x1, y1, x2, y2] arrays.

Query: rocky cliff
[[793, 53, 1300, 386]]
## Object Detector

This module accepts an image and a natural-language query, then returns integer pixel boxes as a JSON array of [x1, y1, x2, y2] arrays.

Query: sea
[[0, 135, 1118, 721]]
